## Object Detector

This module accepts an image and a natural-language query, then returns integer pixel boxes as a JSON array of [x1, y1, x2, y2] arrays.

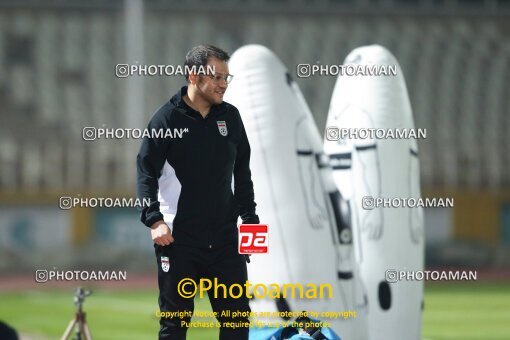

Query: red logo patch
[[238, 224, 268, 254]]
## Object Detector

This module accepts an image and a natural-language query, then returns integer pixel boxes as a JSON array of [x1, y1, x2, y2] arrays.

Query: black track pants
[[154, 243, 250, 340]]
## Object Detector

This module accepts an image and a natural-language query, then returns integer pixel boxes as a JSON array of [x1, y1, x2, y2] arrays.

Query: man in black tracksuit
[[137, 45, 259, 340]]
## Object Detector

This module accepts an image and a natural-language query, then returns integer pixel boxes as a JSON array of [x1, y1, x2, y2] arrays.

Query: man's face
[[194, 57, 229, 105]]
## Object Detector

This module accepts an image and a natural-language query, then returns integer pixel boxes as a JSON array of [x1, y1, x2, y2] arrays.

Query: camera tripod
[[61, 287, 93, 340]]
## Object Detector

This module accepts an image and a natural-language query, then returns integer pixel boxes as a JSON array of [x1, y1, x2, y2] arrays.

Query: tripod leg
[[81, 312, 92, 340], [83, 321, 93, 340], [61, 318, 77, 340], [76, 312, 85, 340]]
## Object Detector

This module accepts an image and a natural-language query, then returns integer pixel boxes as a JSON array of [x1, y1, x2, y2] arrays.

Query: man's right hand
[[150, 220, 174, 246]]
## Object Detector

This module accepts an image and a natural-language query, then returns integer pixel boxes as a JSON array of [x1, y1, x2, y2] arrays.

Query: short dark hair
[[184, 44, 230, 82]]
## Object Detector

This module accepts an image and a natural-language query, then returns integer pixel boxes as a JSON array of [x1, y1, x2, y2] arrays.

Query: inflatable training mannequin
[[323, 45, 424, 340], [224, 44, 366, 339]]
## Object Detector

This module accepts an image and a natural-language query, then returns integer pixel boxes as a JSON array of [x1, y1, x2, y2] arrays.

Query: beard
[[197, 78, 224, 105]]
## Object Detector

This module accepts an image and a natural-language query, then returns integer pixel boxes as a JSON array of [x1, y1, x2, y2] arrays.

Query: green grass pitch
[[0, 282, 508, 339]]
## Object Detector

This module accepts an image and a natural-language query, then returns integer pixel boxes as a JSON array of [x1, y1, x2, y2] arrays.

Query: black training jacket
[[136, 86, 259, 248]]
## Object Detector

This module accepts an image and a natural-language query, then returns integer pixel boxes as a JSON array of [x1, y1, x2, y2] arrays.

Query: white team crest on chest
[[161, 256, 170, 272], [217, 121, 228, 136]]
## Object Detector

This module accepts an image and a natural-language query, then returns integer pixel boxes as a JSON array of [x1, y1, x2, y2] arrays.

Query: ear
[[188, 72, 198, 85]]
